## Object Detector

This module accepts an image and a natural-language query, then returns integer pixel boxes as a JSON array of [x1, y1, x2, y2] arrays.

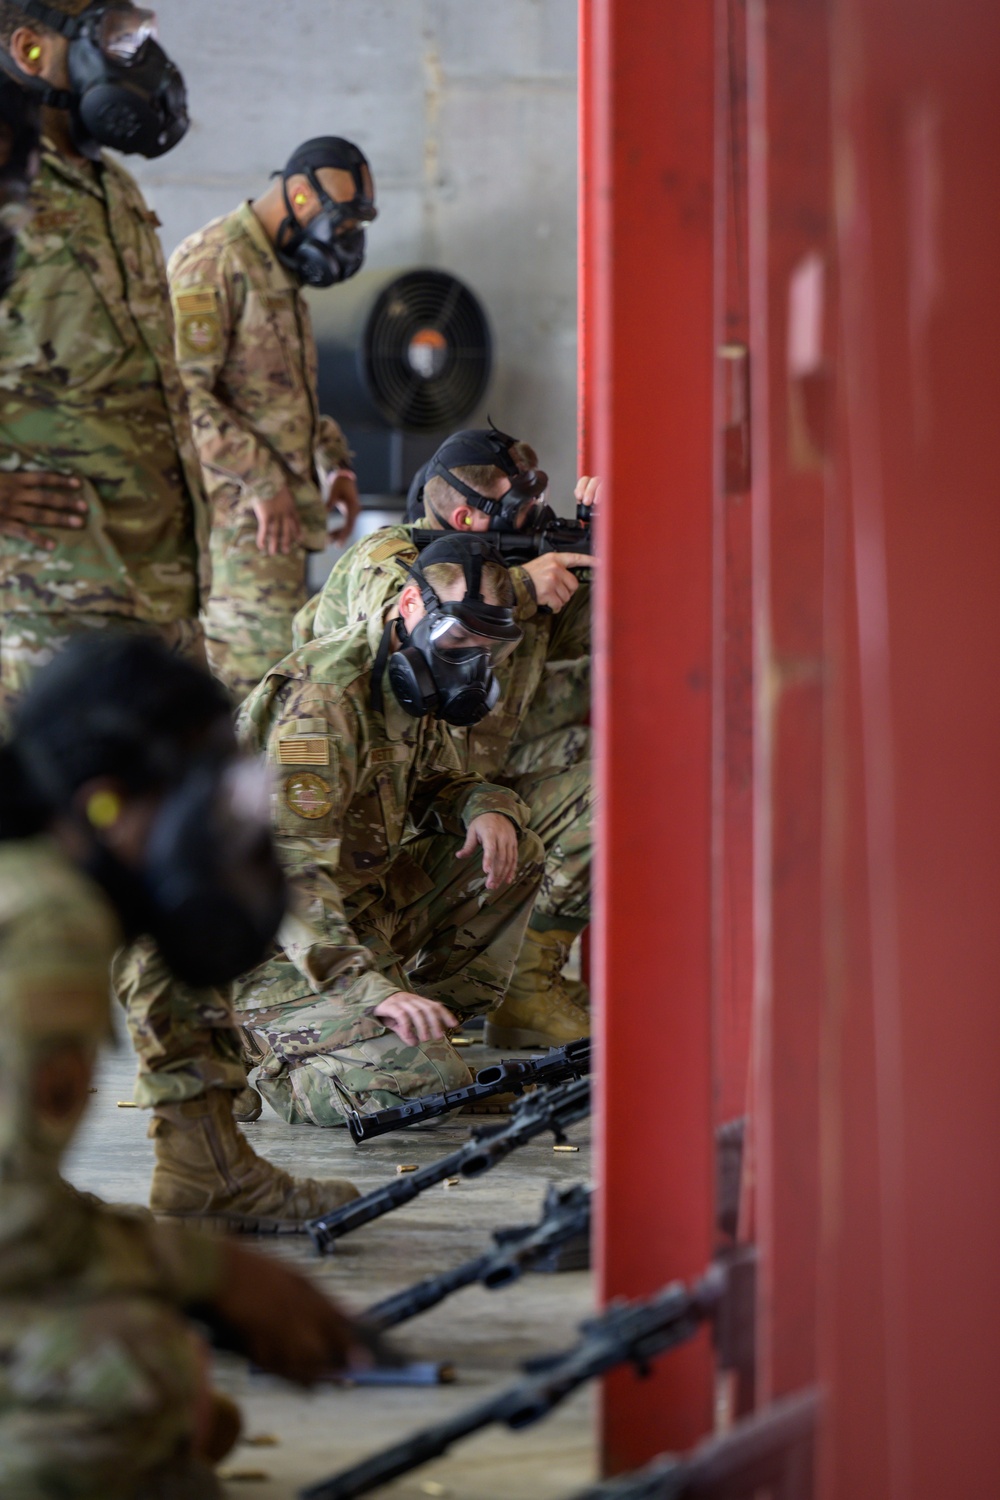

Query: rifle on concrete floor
[[363, 1182, 591, 1330], [308, 1074, 591, 1254], [345, 1037, 592, 1144], [563, 1386, 819, 1500], [299, 1268, 726, 1500]]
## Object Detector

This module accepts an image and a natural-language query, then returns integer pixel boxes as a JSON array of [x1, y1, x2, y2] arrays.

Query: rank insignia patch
[[284, 771, 333, 820]]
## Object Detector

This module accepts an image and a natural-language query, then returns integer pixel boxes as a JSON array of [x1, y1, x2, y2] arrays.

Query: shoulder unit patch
[[283, 771, 334, 820]]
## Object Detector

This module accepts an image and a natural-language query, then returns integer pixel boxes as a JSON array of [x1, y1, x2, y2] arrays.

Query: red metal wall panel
[[821, 1, 1000, 1497]]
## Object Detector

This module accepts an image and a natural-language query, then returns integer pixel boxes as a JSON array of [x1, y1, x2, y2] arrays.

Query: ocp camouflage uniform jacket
[[238, 614, 530, 1044], [292, 519, 592, 778], [0, 143, 208, 621], [0, 838, 223, 1326], [167, 202, 351, 551]]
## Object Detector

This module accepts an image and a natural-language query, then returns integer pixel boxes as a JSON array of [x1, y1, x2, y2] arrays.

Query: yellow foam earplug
[[294, 192, 308, 206], [86, 790, 121, 831], [28, 44, 42, 61]]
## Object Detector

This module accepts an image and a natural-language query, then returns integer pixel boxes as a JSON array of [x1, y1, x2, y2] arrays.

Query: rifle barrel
[[363, 1251, 495, 1330], [347, 1038, 591, 1144], [362, 1187, 592, 1329], [309, 1076, 592, 1253], [300, 1389, 511, 1500], [299, 1277, 713, 1500]]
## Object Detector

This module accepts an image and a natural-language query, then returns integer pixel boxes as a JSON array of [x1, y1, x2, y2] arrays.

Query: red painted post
[[577, 0, 597, 991], [820, 1, 1000, 1497], [715, 0, 756, 1134], [587, 0, 718, 1470], [746, 0, 834, 1404], [578, 0, 596, 478]]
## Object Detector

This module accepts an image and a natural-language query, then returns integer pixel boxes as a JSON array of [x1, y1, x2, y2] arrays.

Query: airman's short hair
[[419, 559, 515, 610], [425, 440, 540, 523]]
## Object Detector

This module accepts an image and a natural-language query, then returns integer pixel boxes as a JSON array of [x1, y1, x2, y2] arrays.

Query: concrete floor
[[64, 1026, 597, 1500]]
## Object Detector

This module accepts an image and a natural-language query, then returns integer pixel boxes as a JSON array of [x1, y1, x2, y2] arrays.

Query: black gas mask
[[371, 536, 522, 729], [274, 135, 377, 289], [1, 1, 188, 160], [14, 683, 286, 989], [422, 424, 550, 534], [0, 72, 41, 298], [91, 752, 287, 988]]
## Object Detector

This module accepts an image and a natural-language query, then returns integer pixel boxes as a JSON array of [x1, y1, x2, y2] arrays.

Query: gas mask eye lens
[[426, 613, 522, 666], [98, 7, 158, 63]]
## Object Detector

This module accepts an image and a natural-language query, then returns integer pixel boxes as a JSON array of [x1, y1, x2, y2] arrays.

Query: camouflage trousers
[[236, 830, 545, 1126], [500, 726, 593, 929], [504, 758, 592, 928], [203, 513, 312, 703], [0, 612, 206, 737], [505, 723, 592, 777], [511, 659, 591, 759], [112, 940, 248, 1109]]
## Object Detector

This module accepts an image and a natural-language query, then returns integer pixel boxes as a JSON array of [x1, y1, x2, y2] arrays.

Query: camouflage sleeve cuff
[[147, 1218, 227, 1305], [233, 461, 287, 505], [511, 567, 539, 623], [459, 784, 530, 831], [315, 415, 354, 473], [75, 1196, 227, 1306]]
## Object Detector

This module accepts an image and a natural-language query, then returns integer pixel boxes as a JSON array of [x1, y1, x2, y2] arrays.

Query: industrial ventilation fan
[[312, 266, 493, 494]]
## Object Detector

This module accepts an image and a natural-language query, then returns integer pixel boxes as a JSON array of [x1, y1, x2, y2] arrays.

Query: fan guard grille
[[361, 270, 491, 433]]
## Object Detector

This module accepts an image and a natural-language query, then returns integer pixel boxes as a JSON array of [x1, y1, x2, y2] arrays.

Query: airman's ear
[[398, 582, 423, 622], [284, 172, 320, 224], [9, 25, 52, 77]]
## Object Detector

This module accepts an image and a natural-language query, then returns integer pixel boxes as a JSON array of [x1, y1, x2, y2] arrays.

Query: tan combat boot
[[484, 926, 591, 1049], [232, 1083, 263, 1123], [149, 1089, 358, 1234]]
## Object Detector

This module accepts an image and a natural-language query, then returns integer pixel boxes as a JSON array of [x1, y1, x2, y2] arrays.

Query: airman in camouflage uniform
[[237, 595, 546, 1125], [293, 503, 594, 1048], [0, 836, 226, 1499], [168, 138, 375, 702], [0, 138, 208, 723]]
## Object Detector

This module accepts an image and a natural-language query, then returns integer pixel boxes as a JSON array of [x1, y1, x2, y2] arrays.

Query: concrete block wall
[[134, 0, 580, 505]]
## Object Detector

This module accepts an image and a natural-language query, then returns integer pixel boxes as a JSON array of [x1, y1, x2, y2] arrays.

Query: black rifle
[[308, 1074, 591, 1254], [564, 1387, 819, 1500], [363, 1183, 592, 1330], [345, 1038, 592, 1144], [299, 1269, 725, 1500], [409, 506, 594, 569]]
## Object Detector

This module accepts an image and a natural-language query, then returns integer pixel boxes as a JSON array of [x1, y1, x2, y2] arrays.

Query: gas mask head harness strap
[[423, 422, 550, 533], [2, 634, 286, 988], [371, 533, 523, 729], [273, 135, 377, 288], [0, 0, 189, 159], [0, 72, 41, 298]]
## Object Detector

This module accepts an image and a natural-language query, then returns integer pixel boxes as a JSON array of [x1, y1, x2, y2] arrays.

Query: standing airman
[[169, 136, 376, 701]]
